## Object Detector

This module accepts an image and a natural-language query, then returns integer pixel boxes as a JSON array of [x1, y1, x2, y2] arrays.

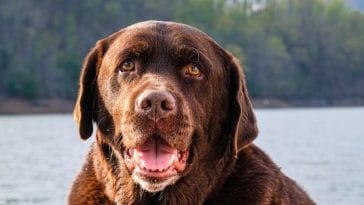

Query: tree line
[[0, 0, 363, 105]]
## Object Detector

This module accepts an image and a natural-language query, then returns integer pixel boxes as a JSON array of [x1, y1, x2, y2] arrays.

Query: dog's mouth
[[123, 137, 189, 192]]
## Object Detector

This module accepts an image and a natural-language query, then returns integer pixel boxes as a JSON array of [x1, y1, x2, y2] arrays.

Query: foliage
[[0, 0, 363, 104]]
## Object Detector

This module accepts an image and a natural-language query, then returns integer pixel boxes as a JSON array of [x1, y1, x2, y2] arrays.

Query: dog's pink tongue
[[135, 138, 177, 171]]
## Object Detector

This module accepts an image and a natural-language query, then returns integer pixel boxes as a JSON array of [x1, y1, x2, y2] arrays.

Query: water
[[255, 107, 364, 205], [0, 115, 91, 205], [0, 107, 363, 205]]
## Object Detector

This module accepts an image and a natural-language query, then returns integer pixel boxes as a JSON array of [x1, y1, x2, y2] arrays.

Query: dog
[[68, 21, 315, 205]]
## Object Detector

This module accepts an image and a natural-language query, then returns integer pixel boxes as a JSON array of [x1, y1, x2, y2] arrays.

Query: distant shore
[[0, 97, 363, 115], [0, 97, 74, 114]]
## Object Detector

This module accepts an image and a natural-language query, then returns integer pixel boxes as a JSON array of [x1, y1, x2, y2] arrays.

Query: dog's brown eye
[[185, 64, 201, 77], [120, 59, 135, 72]]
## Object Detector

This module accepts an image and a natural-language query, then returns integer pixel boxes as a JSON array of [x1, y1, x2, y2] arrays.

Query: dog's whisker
[[108, 145, 114, 160], [158, 190, 166, 201]]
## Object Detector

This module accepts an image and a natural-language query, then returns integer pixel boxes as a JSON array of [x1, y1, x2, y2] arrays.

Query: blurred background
[[0, 0, 363, 204], [1, 0, 364, 110]]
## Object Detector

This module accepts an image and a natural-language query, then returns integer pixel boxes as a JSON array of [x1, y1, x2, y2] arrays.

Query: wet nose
[[135, 90, 176, 120]]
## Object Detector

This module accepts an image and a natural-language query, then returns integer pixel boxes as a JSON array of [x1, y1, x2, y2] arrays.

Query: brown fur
[[69, 21, 315, 205]]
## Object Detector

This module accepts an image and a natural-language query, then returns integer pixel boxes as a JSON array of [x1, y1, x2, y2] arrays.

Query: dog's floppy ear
[[225, 53, 258, 157], [74, 39, 108, 140]]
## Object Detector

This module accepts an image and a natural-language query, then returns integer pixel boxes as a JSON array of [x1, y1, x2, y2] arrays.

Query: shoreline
[[0, 98, 75, 115], [1, 97, 363, 115]]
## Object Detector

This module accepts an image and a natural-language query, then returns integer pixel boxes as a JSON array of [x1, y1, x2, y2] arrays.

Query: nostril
[[161, 99, 175, 111], [140, 98, 152, 110]]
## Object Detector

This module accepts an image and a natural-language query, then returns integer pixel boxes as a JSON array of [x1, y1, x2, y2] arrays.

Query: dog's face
[[74, 21, 257, 193]]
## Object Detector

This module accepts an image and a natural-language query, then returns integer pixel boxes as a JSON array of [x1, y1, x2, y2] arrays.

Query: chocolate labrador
[[69, 21, 315, 205]]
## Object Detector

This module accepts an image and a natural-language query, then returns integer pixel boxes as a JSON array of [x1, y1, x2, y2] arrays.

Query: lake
[[0, 107, 363, 205]]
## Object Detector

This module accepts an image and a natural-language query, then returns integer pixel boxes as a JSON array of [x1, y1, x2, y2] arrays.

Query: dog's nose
[[135, 90, 176, 121]]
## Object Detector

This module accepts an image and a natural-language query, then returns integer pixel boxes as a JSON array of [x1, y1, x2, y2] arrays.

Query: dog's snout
[[135, 90, 176, 120]]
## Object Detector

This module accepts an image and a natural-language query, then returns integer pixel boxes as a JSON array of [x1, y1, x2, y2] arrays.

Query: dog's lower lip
[[135, 164, 178, 179]]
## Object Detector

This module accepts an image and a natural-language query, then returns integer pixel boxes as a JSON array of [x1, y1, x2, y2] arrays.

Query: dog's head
[[74, 21, 257, 193]]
